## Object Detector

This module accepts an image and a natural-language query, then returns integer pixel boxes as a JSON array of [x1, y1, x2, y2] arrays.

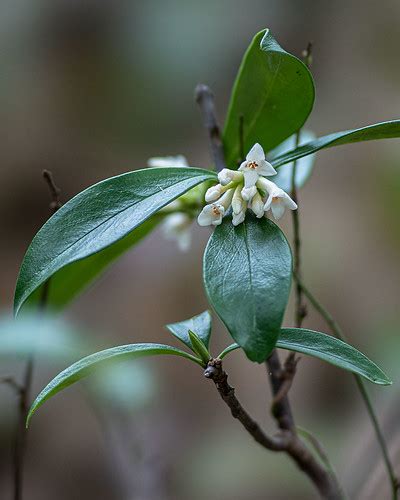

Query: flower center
[[212, 205, 221, 215], [272, 196, 281, 203], [247, 161, 258, 169]]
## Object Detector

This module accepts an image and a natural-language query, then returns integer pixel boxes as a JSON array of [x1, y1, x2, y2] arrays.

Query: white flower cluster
[[197, 143, 297, 227]]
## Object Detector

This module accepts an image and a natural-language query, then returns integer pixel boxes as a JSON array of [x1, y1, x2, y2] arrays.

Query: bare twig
[[271, 354, 300, 409], [0, 376, 23, 393], [13, 170, 61, 500], [195, 84, 227, 172], [291, 41, 313, 330], [205, 359, 343, 499]]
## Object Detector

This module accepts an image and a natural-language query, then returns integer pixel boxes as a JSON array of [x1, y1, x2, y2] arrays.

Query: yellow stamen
[[248, 161, 258, 169]]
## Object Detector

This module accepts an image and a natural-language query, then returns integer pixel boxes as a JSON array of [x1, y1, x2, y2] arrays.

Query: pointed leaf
[[223, 29, 315, 167], [27, 343, 203, 425], [24, 215, 161, 312], [278, 328, 391, 385], [218, 329, 391, 385], [166, 310, 212, 349], [14, 167, 216, 315], [269, 130, 316, 192], [203, 215, 292, 363], [271, 120, 400, 168]]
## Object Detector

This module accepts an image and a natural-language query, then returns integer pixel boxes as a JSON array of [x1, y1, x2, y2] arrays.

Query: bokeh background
[[1, 0, 400, 498]]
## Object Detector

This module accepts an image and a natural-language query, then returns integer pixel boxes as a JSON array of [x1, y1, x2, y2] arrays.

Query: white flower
[[232, 209, 246, 226], [250, 191, 265, 218], [162, 213, 192, 251], [147, 155, 189, 168], [263, 182, 297, 220], [232, 185, 246, 215], [197, 189, 234, 227], [238, 143, 277, 188], [241, 185, 257, 202], [205, 184, 225, 202], [197, 204, 225, 226], [218, 168, 243, 186]]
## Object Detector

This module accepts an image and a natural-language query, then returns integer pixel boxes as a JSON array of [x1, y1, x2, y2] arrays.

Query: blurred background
[[1, 0, 400, 498]]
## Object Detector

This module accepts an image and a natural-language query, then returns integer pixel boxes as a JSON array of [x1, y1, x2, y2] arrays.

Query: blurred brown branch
[[13, 169, 62, 500], [195, 84, 226, 173]]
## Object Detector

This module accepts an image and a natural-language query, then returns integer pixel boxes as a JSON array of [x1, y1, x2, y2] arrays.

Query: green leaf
[[271, 120, 400, 168], [269, 130, 316, 192], [14, 167, 216, 315], [166, 310, 212, 349], [27, 343, 203, 426], [219, 329, 391, 385], [188, 330, 211, 365], [223, 29, 315, 167], [278, 328, 391, 385], [203, 215, 292, 363], [24, 215, 162, 312]]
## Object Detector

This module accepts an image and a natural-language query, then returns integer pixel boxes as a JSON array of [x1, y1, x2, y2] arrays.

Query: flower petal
[[283, 193, 298, 210], [232, 210, 246, 226], [257, 160, 277, 177], [264, 193, 273, 211], [243, 170, 259, 188], [238, 161, 248, 172], [197, 206, 213, 226], [271, 202, 286, 220], [246, 143, 265, 163], [241, 185, 257, 202]]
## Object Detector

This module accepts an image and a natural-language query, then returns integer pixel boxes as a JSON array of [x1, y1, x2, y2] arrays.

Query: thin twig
[[295, 274, 399, 499], [291, 42, 313, 330], [13, 170, 61, 500], [0, 376, 23, 393], [205, 359, 343, 499], [271, 354, 300, 408], [195, 84, 227, 172]]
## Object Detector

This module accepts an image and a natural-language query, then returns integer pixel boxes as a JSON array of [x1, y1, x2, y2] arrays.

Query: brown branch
[[271, 353, 299, 409], [13, 170, 62, 500], [195, 84, 227, 172], [205, 358, 343, 499], [204, 359, 288, 451]]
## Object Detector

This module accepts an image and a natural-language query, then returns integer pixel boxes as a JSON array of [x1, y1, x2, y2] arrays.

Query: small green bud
[[188, 330, 211, 366]]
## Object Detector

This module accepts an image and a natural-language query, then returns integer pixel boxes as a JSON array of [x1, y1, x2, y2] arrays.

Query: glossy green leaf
[[203, 215, 292, 363], [269, 130, 316, 192], [166, 310, 212, 349], [271, 120, 400, 168], [223, 29, 315, 167], [14, 167, 216, 315], [27, 343, 203, 425], [220, 328, 391, 385], [24, 215, 162, 312]]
